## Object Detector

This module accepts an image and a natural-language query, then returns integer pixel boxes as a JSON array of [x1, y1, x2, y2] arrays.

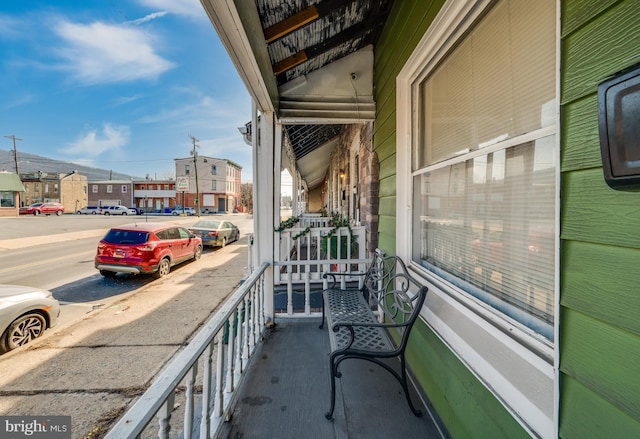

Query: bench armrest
[[323, 271, 367, 289]]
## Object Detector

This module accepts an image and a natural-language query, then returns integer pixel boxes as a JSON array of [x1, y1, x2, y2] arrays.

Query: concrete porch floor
[[220, 318, 446, 439]]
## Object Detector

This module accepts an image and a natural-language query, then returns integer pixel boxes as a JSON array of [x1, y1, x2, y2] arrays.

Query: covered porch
[[221, 317, 443, 438]]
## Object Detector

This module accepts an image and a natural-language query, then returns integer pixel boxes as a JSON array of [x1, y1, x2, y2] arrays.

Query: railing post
[[248, 288, 256, 352], [184, 362, 198, 439], [287, 265, 293, 315], [258, 274, 265, 329], [214, 332, 225, 418], [158, 391, 175, 439], [225, 311, 236, 394], [200, 342, 214, 439], [235, 301, 244, 375], [242, 295, 250, 371], [304, 271, 311, 315]]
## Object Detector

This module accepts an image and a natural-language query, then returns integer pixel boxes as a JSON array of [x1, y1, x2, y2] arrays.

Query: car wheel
[[77, 211, 82, 214], [56, 210, 62, 216], [100, 270, 117, 278], [194, 245, 202, 260], [123, 212, 128, 215], [33, 210, 40, 216], [104, 212, 110, 216], [0, 312, 47, 353], [92, 211, 97, 215], [221, 237, 227, 248], [155, 258, 171, 278]]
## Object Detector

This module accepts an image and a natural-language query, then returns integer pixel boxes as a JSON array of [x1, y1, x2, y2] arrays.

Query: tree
[[240, 182, 253, 213]]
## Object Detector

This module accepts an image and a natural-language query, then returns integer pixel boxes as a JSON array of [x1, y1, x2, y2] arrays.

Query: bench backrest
[[363, 250, 428, 347]]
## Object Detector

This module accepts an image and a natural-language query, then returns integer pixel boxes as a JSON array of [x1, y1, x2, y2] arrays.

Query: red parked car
[[95, 223, 203, 278], [20, 202, 64, 216]]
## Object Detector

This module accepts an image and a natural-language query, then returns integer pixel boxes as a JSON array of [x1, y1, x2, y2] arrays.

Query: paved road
[[0, 219, 252, 438]]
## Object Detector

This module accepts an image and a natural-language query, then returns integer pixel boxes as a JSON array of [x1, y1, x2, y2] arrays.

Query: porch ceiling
[[202, 0, 391, 188]]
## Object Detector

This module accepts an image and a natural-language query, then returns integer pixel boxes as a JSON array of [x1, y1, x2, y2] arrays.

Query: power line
[[4, 135, 22, 174], [189, 134, 201, 217]]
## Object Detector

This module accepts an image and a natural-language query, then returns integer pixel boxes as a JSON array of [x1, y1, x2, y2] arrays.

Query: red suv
[[95, 223, 203, 278], [20, 202, 64, 216]]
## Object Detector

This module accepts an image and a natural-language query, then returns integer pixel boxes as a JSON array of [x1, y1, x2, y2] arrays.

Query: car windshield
[[193, 220, 220, 229], [103, 229, 150, 244]]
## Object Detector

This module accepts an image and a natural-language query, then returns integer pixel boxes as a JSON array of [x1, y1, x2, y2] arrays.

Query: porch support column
[[252, 102, 276, 323], [292, 170, 299, 217]]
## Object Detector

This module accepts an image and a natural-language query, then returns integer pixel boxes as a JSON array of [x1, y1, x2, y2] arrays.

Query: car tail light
[[136, 243, 156, 252], [207, 231, 218, 237]]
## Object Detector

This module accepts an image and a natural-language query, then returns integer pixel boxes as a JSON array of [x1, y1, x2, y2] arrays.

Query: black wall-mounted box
[[598, 62, 640, 191]]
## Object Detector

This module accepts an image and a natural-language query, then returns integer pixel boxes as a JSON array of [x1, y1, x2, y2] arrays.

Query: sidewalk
[[0, 240, 249, 438]]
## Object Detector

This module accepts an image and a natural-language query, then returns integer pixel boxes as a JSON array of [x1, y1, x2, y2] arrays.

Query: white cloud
[[138, 88, 248, 128], [63, 123, 131, 156], [111, 95, 143, 106], [129, 11, 168, 25], [4, 93, 37, 110], [0, 14, 22, 38], [54, 20, 174, 84], [136, 0, 206, 19]]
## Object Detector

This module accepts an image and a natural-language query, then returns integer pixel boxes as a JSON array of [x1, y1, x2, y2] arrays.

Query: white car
[[171, 207, 196, 216], [102, 205, 137, 216], [76, 206, 101, 215], [0, 285, 60, 353]]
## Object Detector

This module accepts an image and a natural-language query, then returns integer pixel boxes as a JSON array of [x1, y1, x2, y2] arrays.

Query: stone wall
[[328, 123, 379, 254]]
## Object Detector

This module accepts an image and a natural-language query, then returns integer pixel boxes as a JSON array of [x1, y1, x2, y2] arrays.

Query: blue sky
[[0, 0, 253, 181]]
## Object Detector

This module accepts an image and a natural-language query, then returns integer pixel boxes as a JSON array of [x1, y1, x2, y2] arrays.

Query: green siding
[[561, 94, 601, 172], [561, 0, 640, 437], [562, 169, 640, 248], [560, 375, 640, 438], [408, 321, 530, 439], [561, 0, 618, 36], [372, 0, 529, 437], [562, 0, 640, 103], [561, 309, 640, 420], [562, 241, 640, 335]]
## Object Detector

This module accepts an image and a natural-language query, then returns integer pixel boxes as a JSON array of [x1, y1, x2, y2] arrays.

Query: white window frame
[[395, 1, 560, 437], [106, 185, 113, 194], [92, 185, 98, 193]]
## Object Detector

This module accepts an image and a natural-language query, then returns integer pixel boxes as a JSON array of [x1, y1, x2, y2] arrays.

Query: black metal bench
[[319, 249, 428, 420]]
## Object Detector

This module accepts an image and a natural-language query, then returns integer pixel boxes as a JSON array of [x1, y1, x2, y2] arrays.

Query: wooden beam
[[264, 5, 319, 44], [273, 51, 308, 76]]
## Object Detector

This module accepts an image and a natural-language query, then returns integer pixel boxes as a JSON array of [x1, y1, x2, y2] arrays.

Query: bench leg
[[399, 355, 422, 417], [325, 353, 339, 420], [319, 299, 325, 329]]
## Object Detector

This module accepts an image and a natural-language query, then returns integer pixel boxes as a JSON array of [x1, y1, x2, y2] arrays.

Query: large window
[[1, 191, 15, 208], [411, 0, 556, 340]]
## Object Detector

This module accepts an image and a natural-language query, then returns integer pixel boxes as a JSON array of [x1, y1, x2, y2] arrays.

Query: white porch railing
[[105, 262, 269, 439], [275, 225, 369, 315], [276, 225, 366, 282], [298, 214, 332, 228]]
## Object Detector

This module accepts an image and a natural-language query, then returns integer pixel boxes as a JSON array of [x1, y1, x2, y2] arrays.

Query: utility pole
[[4, 135, 22, 174], [189, 134, 201, 217]]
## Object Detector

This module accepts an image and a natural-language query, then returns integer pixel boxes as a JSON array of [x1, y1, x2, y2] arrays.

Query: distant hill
[[0, 149, 140, 181]]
